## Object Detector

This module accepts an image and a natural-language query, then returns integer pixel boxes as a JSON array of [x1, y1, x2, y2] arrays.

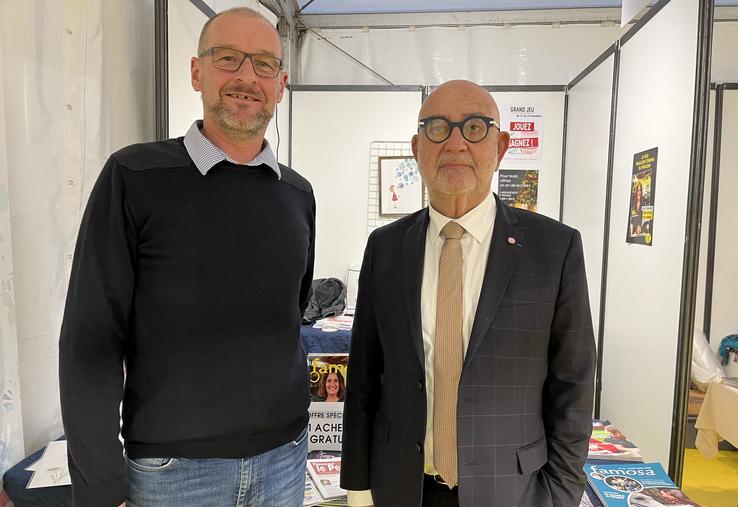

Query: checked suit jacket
[[340, 195, 596, 507]]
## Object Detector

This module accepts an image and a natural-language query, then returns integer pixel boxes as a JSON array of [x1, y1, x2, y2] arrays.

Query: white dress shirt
[[347, 192, 496, 506]]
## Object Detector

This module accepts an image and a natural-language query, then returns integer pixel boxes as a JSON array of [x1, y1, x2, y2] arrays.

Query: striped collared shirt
[[183, 120, 281, 179]]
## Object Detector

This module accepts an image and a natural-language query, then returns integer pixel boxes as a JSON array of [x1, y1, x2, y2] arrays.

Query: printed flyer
[[626, 147, 658, 246], [498, 169, 539, 211], [500, 104, 544, 161]]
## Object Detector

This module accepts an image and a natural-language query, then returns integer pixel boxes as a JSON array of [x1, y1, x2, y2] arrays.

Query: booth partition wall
[[156, 0, 715, 485]]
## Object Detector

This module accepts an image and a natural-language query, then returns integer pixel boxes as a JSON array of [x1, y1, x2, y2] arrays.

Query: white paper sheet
[[25, 441, 71, 488]]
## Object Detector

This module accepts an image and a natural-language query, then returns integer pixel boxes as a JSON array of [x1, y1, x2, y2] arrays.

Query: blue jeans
[[126, 426, 308, 507]]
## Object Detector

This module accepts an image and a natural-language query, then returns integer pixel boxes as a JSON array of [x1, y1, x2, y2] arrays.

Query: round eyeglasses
[[418, 116, 500, 143], [199, 47, 282, 78]]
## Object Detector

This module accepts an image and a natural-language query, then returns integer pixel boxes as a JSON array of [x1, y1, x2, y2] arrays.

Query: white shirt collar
[[183, 120, 281, 179], [428, 191, 496, 245]]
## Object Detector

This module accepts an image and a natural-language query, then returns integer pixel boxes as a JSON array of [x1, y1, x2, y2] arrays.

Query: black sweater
[[59, 138, 315, 506]]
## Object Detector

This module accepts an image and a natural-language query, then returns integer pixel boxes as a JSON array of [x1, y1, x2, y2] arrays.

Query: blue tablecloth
[[300, 323, 352, 353], [2, 437, 72, 507]]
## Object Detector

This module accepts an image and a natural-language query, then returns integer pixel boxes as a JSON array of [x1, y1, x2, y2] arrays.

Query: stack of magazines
[[588, 420, 642, 462], [583, 462, 701, 506], [304, 457, 347, 506]]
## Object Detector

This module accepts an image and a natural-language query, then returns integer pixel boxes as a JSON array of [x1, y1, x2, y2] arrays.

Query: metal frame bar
[[290, 85, 424, 92], [189, 0, 216, 17], [482, 85, 566, 92], [154, 0, 169, 141], [558, 91, 569, 222], [568, 44, 616, 91], [668, 0, 713, 485], [703, 85, 724, 341], [620, 0, 671, 46], [594, 41, 620, 419]]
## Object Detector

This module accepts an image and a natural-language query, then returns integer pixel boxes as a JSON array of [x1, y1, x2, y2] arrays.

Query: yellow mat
[[682, 448, 738, 507]]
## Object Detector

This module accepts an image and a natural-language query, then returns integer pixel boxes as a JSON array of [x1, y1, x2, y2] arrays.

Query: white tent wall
[[290, 90, 422, 279], [492, 91, 565, 220], [694, 21, 738, 355], [708, 90, 738, 355], [561, 54, 615, 337], [694, 90, 716, 343], [299, 24, 620, 86], [0, 18, 24, 479], [712, 21, 738, 83], [167, 0, 289, 162], [599, 0, 699, 467], [0, 0, 154, 465]]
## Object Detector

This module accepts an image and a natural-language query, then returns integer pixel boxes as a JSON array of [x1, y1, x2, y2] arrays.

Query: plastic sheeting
[[0, 14, 25, 481], [299, 24, 620, 85], [0, 0, 154, 472]]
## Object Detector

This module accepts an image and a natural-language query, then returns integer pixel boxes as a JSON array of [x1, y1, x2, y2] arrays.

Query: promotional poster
[[626, 148, 658, 246], [307, 354, 349, 451]]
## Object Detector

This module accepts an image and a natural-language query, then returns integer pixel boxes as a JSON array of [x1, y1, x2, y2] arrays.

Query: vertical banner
[[501, 104, 544, 161], [498, 169, 539, 211], [307, 354, 348, 451], [626, 147, 658, 246]]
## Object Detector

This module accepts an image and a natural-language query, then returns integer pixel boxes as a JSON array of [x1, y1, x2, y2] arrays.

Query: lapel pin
[[507, 237, 516, 245]]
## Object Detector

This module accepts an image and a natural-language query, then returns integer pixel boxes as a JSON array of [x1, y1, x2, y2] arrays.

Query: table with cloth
[[695, 379, 738, 459]]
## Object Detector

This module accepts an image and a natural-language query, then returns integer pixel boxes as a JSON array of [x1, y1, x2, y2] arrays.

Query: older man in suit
[[340, 80, 595, 507]]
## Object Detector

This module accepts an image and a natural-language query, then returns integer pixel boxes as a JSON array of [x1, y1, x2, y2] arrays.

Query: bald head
[[198, 8, 283, 59], [412, 79, 509, 218], [419, 80, 501, 124]]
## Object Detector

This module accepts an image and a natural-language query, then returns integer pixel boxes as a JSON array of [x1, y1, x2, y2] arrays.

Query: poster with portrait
[[498, 169, 539, 212], [378, 156, 424, 216], [307, 354, 349, 451], [626, 148, 658, 246], [500, 104, 544, 161]]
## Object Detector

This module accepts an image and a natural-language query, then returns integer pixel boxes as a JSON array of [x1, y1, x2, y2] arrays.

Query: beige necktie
[[433, 221, 465, 487]]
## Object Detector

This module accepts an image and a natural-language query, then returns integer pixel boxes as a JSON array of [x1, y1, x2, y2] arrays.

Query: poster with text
[[498, 169, 539, 212], [501, 104, 543, 161], [626, 147, 658, 246], [308, 354, 348, 451]]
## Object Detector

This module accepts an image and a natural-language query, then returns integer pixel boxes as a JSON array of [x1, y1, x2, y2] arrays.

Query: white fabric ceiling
[[296, 0, 737, 15]]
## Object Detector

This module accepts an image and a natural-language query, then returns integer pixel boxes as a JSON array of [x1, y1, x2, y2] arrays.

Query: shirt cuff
[[347, 489, 374, 506]]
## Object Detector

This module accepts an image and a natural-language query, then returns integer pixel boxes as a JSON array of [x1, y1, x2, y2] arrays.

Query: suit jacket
[[340, 196, 595, 507]]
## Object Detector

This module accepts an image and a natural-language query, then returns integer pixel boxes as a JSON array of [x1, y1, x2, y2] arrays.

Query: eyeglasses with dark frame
[[199, 47, 282, 78], [418, 116, 500, 143]]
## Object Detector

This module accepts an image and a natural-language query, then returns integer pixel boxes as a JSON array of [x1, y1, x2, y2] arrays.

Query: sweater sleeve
[[298, 191, 316, 318], [59, 156, 137, 507]]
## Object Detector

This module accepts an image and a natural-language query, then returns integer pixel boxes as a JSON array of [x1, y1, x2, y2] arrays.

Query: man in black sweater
[[59, 8, 315, 507]]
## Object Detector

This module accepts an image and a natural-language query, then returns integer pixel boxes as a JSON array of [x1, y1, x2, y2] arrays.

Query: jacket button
[[416, 442, 422, 453], [417, 381, 424, 392]]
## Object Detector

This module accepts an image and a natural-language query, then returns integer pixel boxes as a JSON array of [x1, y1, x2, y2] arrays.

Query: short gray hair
[[197, 7, 283, 59]]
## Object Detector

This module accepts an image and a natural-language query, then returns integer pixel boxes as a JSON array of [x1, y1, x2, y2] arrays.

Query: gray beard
[[205, 96, 273, 141]]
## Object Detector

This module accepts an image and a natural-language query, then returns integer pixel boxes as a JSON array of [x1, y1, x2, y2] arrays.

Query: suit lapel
[[463, 197, 523, 370], [402, 209, 429, 368]]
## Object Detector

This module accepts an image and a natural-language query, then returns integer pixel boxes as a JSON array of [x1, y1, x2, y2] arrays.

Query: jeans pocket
[[127, 456, 177, 472], [290, 425, 309, 447]]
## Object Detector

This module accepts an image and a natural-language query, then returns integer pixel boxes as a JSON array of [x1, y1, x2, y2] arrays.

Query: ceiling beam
[[297, 8, 624, 30]]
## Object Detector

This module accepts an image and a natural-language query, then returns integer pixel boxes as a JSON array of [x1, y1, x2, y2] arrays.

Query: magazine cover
[[625, 147, 657, 246], [589, 420, 642, 462], [584, 462, 701, 506], [303, 471, 323, 506], [308, 354, 349, 451], [306, 458, 346, 500]]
